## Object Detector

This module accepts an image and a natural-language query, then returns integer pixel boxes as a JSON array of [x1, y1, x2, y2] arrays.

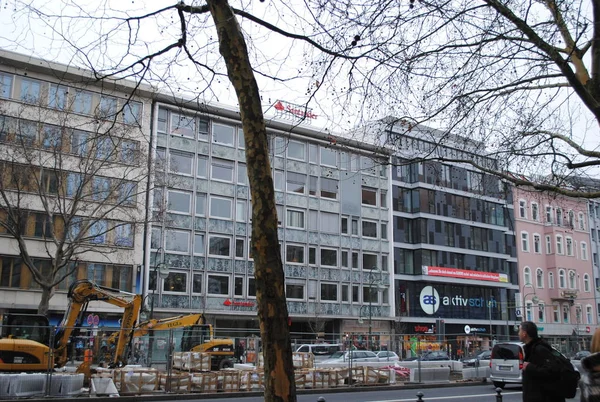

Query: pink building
[[513, 187, 596, 351]]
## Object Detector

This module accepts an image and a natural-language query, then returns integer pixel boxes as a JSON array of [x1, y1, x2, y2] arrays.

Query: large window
[[286, 284, 304, 299], [167, 191, 191, 214], [165, 230, 190, 253], [521, 232, 529, 252], [533, 234, 541, 253], [211, 159, 234, 182], [210, 196, 232, 219], [362, 187, 377, 206], [212, 123, 235, 146], [320, 148, 337, 167], [362, 221, 377, 238], [170, 113, 196, 138], [287, 141, 306, 160], [170, 151, 194, 175], [531, 203, 539, 221], [48, 84, 68, 110], [286, 244, 305, 264], [321, 248, 337, 267], [286, 172, 306, 194], [237, 163, 248, 185], [320, 283, 338, 301], [123, 102, 142, 125], [208, 275, 229, 295], [20, 78, 41, 104], [362, 253, 378, 270], [98, 95, 118, 119], [0, 73, 12, 98], [163, 272, 187, 293], [208, 236, 231, 257], [286, 209, 305, 229], [115, 223, 134, 247], [73, 90, 93, 114], [556, 235, 564, 255], [320, 178, 338, 199]]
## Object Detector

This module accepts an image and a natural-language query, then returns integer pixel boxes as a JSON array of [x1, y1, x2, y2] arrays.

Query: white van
[[294, 343, 342, 359]]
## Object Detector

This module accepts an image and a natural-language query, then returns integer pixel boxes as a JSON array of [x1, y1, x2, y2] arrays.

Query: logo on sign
[[420, 286, 440, 315]]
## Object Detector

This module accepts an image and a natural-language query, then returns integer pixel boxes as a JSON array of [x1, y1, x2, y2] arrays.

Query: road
[[168, 384, 580, 402]]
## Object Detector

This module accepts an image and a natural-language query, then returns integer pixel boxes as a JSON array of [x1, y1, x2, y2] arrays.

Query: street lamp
[[523, 291, 539, 322], [358, 268, 385, 351]]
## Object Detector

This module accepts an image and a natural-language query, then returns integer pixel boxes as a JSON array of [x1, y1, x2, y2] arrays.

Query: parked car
[[319, 350, 379, 364], [420, 350, 450, 361], [402, 355, 420, 361], [376, 351, 400, 362], [572, 350, 591, 360], [463, 350, 492, 367], [294, 343, 342, 360]]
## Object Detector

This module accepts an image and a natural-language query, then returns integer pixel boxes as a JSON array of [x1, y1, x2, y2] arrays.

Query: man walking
[[519, 321, 563, 402]]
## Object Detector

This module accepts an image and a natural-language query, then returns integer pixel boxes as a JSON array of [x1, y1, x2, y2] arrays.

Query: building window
[[545, 235, 552, 254], [167, 190, 192, 214], [236, 200, 247, 222], [73, 90, 93, 114], [48, 84, 68, 110], [351, 218, 359, 236], [362, 253, 378, 270], [552, 304, 559, 323], [548, 272, 554, 289], [286, 244, 305, 264], [362, 221, 377, 238], [320, 177, 338, 199], [165, 230, 190, 253], [582, 242, 589, 260], [521, 232, 529, 252], [286, 209, 305, 229], [566, 237, 573, 256], [123, 101, 142, 125], [211, 159, 234, 182], [235, 239, 244, 258], [569, 270, 577, 289], [519, 200, 526, 218], [533, 268, 543, 289], [533, 234, 541, 253], [546, 206, 553, 224], [320, 147, 337, 167], [208, 236, 231, 257], [525, 302, 533, 321], [212, 123, 235, 146], [584, 274, 591, 292], [587, 305, 593, 324], [92, 177, 111, 201], [20, 78, 41, 104], [207, 275, 229, 295], [163, 272, 187, 293], [98, 95, 118, 119], [170, 113, 196, 138], [556, 235, 564, 255], [308, 176, 318, 196], [237, 129, 245, 149], [0, 73, 12, 98], [170, 151, 194, 175], [88, 220, 108, 244], [559, 269, 566, 288], [579, 212, 586, 230], [321, 248, 338, 267], [562, 304, 570, 323], [120, 140, 137, 164], [569, 210, 575, 228], [198, 118, 209, 141], [210, 196, 233, 219], [320, 283, 338, 301], [192, 274, 203, 294], [237, 163, 248, 185], [556, 208, 563, 226], [538, 303, 545, 323], [524, 267, 531, 285], [115, 223, 134, 247], [531, 203, 538, 221], [195, 193, 206, 216], [286, 284, 304, 300], [194, 233, 205, 255], [309, 247, 316, 264], [287, 140, 306, 161], [196, 156, 207, 178], [286, 172, 306, 194], [362, 187, 377, 206]]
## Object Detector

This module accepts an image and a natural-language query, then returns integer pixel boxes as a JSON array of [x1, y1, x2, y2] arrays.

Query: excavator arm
[[54, 279, 142, 368]]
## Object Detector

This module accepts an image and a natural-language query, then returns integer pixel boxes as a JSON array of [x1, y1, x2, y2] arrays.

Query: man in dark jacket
[[519, 321, 563, 402]]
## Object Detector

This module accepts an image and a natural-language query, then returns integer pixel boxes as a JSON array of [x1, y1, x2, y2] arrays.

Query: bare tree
[[297, 0, 600, 196], [0, 90, 149, 314]]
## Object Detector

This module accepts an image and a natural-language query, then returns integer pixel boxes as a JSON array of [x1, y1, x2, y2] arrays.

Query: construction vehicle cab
[[182, 325, 235, 369], [0, 314, 52, 370]]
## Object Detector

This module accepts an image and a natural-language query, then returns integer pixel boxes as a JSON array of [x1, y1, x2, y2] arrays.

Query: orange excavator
[[0, 279, 141, 374]]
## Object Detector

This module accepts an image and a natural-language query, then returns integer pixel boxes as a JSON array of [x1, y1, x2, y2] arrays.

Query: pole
[[368, 286, 372, 351]]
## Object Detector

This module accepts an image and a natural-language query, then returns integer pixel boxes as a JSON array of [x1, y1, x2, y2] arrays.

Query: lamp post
[[520, 282, 534, 322], [523, 291, 539, 322], [359, 268, 385, 351]]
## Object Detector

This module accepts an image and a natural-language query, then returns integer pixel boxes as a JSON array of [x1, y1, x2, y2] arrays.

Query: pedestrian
[[579, 327, 600, 402], [519, 321, 563, 402]]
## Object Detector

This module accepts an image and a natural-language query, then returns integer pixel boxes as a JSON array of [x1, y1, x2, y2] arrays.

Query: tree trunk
[[38, 285, 53, 315], [206, 1, 296, 401]]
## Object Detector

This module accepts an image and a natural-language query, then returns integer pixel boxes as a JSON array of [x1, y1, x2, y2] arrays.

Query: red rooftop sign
[[273, 100, 318, 120]]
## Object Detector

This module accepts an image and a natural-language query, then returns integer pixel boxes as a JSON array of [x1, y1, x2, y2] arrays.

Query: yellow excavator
[[106, 313, 236, 369], [0, 279, 141, 374]]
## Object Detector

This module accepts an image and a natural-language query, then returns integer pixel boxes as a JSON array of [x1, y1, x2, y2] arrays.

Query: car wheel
[[493, 381, 505, 389]]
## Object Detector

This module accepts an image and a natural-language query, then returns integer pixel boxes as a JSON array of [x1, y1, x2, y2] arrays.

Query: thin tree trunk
[[38, 286, 53, 315], [206, 1, 296, 401]]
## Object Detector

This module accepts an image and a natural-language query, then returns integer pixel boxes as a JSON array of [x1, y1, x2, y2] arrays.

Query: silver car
[[320, 350, 379, 364], [489, 342, 525, 389]]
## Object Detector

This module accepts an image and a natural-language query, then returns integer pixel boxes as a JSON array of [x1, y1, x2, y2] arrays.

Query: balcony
[[548, 287, 578, 302]]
